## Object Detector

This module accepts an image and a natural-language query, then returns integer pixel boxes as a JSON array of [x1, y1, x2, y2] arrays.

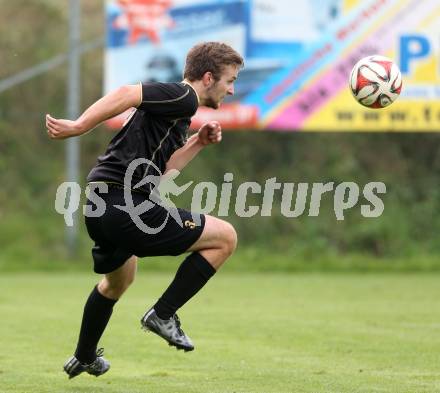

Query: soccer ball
[[349, 55, 402, 108]]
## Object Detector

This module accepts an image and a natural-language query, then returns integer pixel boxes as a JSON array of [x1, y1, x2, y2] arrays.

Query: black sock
[[74, 285, 117, 364], [154, 252, 216, 319]]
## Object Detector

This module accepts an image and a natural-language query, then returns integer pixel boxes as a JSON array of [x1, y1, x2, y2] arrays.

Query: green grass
[[1, 271, 440, 392], [4, 245, 440, 273]]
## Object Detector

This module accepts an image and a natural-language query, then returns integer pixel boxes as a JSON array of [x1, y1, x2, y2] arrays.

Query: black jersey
[[87, 82, 199, 193]]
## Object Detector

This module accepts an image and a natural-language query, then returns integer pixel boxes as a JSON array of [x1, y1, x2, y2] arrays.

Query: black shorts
[[84, 184, 205, 274]]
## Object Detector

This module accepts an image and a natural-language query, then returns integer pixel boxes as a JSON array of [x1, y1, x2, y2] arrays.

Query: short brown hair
[[183, 42, 244, 82]]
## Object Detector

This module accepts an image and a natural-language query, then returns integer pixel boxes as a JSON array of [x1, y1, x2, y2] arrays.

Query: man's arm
[[164, 121, 222, 174], [46, 84, 141, 140]]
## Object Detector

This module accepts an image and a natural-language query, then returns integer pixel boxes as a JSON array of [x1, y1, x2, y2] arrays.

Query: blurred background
[[1, 0, 440, 272]]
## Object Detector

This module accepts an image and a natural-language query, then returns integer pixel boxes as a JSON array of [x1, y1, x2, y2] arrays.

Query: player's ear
[[202, 71, 214, 87]]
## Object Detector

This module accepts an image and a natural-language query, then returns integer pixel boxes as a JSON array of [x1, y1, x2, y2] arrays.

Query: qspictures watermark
[[55, 160, 386, 234]]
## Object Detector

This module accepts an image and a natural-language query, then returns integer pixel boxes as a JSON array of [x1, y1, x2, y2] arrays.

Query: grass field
[[1, 271, 440, 393]]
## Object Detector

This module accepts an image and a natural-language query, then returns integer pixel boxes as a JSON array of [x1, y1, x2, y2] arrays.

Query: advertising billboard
[[106, 0, 440, 131]]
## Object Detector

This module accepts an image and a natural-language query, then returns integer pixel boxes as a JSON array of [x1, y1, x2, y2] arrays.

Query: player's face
[[205, 64, 239, 109]]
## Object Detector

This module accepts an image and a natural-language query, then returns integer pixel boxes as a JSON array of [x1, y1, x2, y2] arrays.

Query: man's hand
[[46, 114, 83, 140], [197, 121, 222, 146]]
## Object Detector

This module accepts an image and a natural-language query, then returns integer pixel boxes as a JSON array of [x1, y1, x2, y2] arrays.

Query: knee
[[222, 223, 238, 257], [99, 276, 133, 299], [99, 256, 137, 298]]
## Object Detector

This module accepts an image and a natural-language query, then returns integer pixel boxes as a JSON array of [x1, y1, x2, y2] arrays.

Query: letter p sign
[[400, 35, 430, 74]]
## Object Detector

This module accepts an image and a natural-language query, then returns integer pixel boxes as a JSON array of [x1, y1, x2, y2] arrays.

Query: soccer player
[[46, 42, 243, 379]]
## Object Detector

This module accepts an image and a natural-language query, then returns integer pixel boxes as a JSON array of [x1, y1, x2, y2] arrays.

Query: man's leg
[[141, 216, 237, 350], [154, 216, 237, 318], [64, 255, 137, 378]]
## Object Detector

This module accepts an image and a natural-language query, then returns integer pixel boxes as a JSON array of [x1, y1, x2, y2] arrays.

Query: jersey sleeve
[[138, 82, 198, 119]]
